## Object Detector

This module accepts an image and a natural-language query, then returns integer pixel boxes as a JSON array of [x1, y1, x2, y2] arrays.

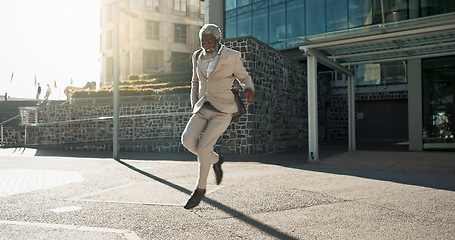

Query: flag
[[54, 79, 57, 88], [10, 72, 13, 83], [34, 74, 37, 86]]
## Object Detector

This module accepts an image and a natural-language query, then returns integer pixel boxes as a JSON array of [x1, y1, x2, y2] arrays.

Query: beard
[[203, 42, 220, 59]]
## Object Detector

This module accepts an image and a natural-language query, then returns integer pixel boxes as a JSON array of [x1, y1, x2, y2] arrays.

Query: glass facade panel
[[269, 4, 286, 45], [237, 5, 252, 14], [226, 9, 237, 18], [286, 0, 305, 38], [306, 0, 326, 35], [253, 0, 267, 10], [422, 56, 455, 150], [349, 0, 373, 28], [224, 0, 455, 50], [356, 64, 381, 86], [226, 0, 236, 10], [325, 61, 406, 87], [326, 0, 348, 31], [225, 17, 237, 39], [237, 0, 251, 7], [269, 0, 285, 6], [238, 13, 252, 37], [383, 0, 409, 23], [253, 8, 268, 43], [420, 0, 455, 17], [382, 61, 407, 84], [269, 41, 286, 50]]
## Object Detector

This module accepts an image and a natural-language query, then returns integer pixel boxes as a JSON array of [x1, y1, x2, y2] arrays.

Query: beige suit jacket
[[191, 45, 254, 114]]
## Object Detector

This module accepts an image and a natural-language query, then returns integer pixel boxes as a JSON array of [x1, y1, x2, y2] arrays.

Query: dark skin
[[201, 34, 255, 103]]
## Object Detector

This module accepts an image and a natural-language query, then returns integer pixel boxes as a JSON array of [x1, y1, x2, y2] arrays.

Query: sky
[[0, 0, 100, 100]]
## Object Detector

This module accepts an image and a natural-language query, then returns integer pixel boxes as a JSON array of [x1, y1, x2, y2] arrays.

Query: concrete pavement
[[0, 147, 454, 239]]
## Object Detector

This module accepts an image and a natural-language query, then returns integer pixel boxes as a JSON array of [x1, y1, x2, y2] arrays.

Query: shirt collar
[[217, 45, 224, 55]]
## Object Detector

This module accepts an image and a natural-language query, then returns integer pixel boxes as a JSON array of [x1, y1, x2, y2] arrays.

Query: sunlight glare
[[0, 0, 100, 100]]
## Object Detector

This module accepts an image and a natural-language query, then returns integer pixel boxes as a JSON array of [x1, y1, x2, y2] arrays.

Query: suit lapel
[[196, 50, 207, 78], [208, 46, 226, 77]]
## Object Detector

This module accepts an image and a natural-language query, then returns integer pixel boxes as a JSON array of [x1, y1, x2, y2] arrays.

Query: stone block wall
[[20, 37, 309, 155], [24, 99, 193, 152], [0, 127, 22, 146], [222, 37, 307, 154]]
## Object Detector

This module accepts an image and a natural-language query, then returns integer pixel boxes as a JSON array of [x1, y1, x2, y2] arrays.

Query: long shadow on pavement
[[301, 164, 455, 191], [114, 158, 299, 240], [33, 143, 455, 191], [263, 148, 455, 192]]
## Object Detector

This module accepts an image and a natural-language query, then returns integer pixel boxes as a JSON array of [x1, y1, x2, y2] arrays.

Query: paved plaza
[[0, 147, 454, 239]]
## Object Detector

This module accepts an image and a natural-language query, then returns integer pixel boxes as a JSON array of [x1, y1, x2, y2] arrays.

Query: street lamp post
[[113, 4, 120, 160], [113, 3, 137, 160]]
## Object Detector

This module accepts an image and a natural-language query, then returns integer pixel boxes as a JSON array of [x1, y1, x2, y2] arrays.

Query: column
[[408, 59, 423, 151], [348, 75, 356, 151], [307, 55, 319, 162]]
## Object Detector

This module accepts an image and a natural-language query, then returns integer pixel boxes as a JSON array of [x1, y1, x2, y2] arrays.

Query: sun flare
[[0, 0, 100, 100]]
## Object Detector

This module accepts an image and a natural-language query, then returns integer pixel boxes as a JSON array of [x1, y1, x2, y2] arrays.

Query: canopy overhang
[[287, 12, 455, 162], [295, 12, 455, 66]]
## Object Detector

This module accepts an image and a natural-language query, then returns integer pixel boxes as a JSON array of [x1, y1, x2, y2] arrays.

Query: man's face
[[201, 34, 219, 56]]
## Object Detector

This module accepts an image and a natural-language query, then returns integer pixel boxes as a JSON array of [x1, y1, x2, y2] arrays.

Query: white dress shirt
[[201, 45, 223, 77]]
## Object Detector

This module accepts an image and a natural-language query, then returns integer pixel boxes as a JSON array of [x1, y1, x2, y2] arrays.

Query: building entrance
[[422, 56, 455, 150]]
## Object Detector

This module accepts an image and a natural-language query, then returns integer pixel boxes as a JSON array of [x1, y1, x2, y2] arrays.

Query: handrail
[[0, 115, 20, 125], [22, 112, 191, 127], [70, 93, 190, 104]]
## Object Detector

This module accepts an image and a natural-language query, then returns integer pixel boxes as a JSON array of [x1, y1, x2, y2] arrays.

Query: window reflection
[[356, 64, 381, 85], [422, 56, 455, 149], [225, 17, 237, 39], [323, 61, 407, 87], [226, 0, 236, 10], [326, 0, 348, 31], [421, 0, 455, 17], [269, 4, 285, 44], [349, 0, 373, 28], [238, 13, 252, 37], [224, 0, 455, 50], [286, 0, 305, 38], [306, 0, 326, 35], [253, 8, 268, 43]]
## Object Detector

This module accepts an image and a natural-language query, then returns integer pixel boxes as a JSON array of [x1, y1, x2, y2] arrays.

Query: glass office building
[[220, 0, 455, 151], [225, 0, 455, 50]]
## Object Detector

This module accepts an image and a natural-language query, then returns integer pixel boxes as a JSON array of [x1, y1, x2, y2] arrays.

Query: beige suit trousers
[[181, 105, 232, 189]]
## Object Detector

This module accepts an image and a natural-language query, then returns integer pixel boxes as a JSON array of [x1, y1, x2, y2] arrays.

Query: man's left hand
[[245, 89, 255, 103]]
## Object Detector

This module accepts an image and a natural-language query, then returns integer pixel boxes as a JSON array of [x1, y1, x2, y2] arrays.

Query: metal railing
[[20, 107, 38, 125], [69, 93, 190, 104]]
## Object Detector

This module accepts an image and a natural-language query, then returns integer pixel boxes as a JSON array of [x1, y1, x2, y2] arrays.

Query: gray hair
[[199, 24, 222, 40]]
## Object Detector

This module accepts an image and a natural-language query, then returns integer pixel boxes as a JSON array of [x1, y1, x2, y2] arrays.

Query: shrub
[[128, 74, 140, 80], [72, 72, 192, 99]]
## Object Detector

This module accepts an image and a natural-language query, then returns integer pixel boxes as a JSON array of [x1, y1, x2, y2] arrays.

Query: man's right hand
[[245, 89, 255, 103]]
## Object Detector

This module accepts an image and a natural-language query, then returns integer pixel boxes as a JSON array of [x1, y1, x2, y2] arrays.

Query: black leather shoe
[[213, 155, 224, 185], [184, 188, 206, 210]]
